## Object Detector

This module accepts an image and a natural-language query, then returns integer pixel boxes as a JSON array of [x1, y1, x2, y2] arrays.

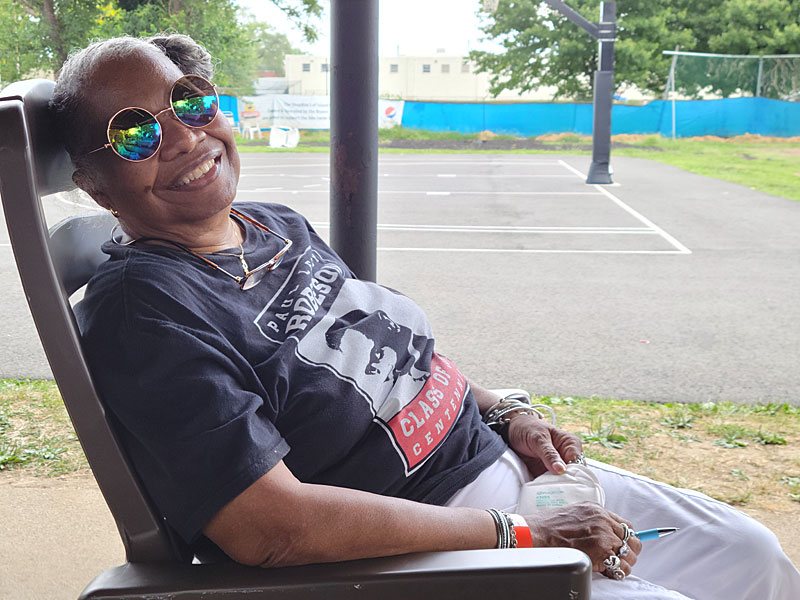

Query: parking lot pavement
[[2, 152, 799, 405], [2, 152, 800, 599]]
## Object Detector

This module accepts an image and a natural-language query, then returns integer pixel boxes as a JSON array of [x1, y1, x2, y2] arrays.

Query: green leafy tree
[[246, 22, 299, 76], [0, 0, 322, 87], [267, 0, 323, 43], [0, 1, 40, 85], [98, 0, 260, 94], [471, 0, 799, 99], [472, 0, 698, 99], [707, 0, 800, 55], [1, 0, 106, 74], [668, 0, 800, 98]]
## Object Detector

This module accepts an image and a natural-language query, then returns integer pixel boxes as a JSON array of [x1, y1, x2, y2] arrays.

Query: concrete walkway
[[0, 475, 122, 600]]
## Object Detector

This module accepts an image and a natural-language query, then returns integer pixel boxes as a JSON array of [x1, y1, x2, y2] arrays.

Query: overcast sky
[[238, 0, 501, 57]]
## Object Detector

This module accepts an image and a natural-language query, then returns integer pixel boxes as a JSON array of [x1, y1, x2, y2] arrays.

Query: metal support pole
[[668, 47, 679, 139], [330, 0, 379, 281], [586, 1, 615, 184], [756, 56, 764, 97]]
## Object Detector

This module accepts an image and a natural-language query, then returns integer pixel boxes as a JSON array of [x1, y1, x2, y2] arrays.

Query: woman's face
[[78, 47, 240, 239]]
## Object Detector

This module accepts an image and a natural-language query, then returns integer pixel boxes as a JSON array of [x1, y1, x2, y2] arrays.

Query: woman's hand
[[506, 413, 583, 477], [525, 502, 642, 577]]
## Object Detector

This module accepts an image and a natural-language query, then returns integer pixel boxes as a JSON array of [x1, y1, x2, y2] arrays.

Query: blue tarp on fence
[[219, 94, 238, 123], [401, 98, 800, 138]]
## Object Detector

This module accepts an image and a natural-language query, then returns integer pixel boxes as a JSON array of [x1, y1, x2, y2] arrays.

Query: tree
[[707, 0, 800, 55], [0, 1, 40, 85], [98, 0, 261, 94], [0, 0, 322, 87], [1, 0, 106, 75], [247, 22, 299, 77], [471, 0, 799, 99]]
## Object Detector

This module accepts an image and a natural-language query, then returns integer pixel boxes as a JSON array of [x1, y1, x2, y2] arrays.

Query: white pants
[[446, 450, 800, 600]]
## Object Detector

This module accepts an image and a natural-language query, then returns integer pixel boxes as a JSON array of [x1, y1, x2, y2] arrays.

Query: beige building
[[284, 53, 549, 101]]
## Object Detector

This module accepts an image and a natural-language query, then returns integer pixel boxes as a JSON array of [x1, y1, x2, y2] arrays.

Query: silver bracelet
[[487, 509, 517, 549], [483, 393, 556, 427], [483, 400, 542, 428]]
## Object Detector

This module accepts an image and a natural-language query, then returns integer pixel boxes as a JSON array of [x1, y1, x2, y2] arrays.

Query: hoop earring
[[110, 208, 120, 217], [110, 223, 137, 246]]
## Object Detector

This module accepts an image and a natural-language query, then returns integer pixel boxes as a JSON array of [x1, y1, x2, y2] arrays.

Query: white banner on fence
[[241, 95, 404, 129], [273, 95, 330, 129], [379, 99, 404, 128]]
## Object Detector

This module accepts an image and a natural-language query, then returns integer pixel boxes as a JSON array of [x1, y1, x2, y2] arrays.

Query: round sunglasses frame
[[84, 74, 219, 162]]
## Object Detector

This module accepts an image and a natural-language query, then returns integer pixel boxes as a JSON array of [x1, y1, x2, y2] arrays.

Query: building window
[[441, 64, 450, 74], [461, 62, 470, 73], [422, 64, 431, 73], [321, 63, 329, 72], [302, 63, 311, 72], [390, 63, 399, 73]]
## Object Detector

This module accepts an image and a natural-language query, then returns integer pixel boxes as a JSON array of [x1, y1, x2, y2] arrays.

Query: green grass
[[613, 137, 800, 202], [538, 396, 800, 507], [0, 379, 86, 476], [3, 377, 798, 510]]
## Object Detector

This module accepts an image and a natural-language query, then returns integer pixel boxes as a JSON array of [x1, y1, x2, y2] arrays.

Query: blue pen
[[634, 527, 679, 541]]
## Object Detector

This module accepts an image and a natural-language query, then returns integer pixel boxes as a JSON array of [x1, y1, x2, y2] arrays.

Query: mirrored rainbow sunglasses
[[84, 74, 219, 162]]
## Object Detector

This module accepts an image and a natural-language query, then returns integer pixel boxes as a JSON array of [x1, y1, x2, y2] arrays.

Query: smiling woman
[[51, 35, 240, 249], [47, 33, 800, 600]]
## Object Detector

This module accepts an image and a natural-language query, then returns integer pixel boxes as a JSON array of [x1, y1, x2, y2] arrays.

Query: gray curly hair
[[50, 34, 214, 164]]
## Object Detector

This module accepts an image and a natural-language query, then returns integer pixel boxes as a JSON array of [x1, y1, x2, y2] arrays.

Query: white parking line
[[244, 172, 577, 179], [378, 160, 564, 166], [378, 248, 689, 255], [558, 160, 692, 255], [239, 160, 563, 168], [429, 173, 575, 179], [310, 223, 656, 235], [238, 189, 604, 196], [236, 156, 691, 255]]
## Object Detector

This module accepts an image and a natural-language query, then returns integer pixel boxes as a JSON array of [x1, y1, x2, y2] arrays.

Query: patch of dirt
[[476, 130, 501, 140], [610, 134, 656, 143], [553, 406, 800, 567], [1, 470, 97, 489]]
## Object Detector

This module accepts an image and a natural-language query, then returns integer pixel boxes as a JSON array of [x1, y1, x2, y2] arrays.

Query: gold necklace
[[214, 218, 249, 274]]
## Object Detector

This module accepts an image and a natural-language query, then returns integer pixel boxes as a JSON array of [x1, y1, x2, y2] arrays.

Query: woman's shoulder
[[79, 244, 202, 327]]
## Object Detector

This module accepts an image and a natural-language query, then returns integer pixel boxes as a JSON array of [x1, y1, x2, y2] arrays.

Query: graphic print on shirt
[[253, 246, 468, 474]]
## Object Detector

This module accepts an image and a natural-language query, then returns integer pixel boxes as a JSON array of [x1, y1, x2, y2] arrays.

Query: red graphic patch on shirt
[[384, 354, 466, 472]]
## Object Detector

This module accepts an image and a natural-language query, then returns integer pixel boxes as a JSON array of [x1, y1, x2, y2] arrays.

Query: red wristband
[[508, 513, 533, 548]]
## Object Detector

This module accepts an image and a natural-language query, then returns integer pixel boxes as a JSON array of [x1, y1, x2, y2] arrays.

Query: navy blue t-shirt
[[76, 202, 506, 543]]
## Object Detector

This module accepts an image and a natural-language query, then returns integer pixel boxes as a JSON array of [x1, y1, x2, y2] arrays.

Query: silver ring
[[618, 542, 629, 558], [610, 567, 625, 581], [621, 522, 632, 544], [603, 566, 626, 581], [567, 453, 586, 465], [603, 555, 621, 570]]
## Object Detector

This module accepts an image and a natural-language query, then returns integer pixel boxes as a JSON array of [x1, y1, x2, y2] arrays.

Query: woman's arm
[[204, 459, 641, 576], [204, 459, 497, 567]]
